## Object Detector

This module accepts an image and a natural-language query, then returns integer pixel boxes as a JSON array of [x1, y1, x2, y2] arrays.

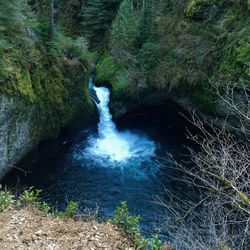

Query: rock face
[[110, 86, 246, 138], [0, 95, 36, 179], [0, 64, 95, 179]]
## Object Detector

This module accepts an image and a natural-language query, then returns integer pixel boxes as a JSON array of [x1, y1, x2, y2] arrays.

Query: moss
[[185, 0, 217, 18], [95, 53, 118, 83], [16, 66, 37, 102], [1, 42, 95, 145]]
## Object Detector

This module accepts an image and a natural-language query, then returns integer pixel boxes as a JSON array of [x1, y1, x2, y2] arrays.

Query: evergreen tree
[[81, 0, 121, 49], [111, 0, 140, 51], [56, 0, 86, 35], [0, 0, 27, 35], [48, 0, 56, 40], [0, 0, 29, 49], [138, 0, 158, 43]]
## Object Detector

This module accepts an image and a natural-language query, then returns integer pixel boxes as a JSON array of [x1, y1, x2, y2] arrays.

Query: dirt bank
[[0, 207, 133, 250]]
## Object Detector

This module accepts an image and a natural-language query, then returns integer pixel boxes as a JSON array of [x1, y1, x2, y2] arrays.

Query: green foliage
[[148, 236, 163, 250], [114, 201, 141, 236], [39, 202, 51, 214], [236, 41, 250, 77], [218, 13, 250, 83], [113, 202, 163, 250], [113, 68, 130, 94], [111, 0, 141, 50], [16, 66, 37, 102], [64, 201, 79, 218], [56, 0, 84, 35], [0, 188, 51, 214], [81, 0, 121, 49], [0, 190, 14, 212], [0, 39, 13, 50], [113, 202, 146, 248], [56, 201, 79, 218], [19, 188, 42, 206], [0, 0, 27, 35], [96, 53, 119, 82], [51, 32, 90, 58], [138, 0, 158, 43], [108, 0, 161, 95], [138, 42, 161, 73], [192, 88, 215, 103], [185, 0, 216, 18]]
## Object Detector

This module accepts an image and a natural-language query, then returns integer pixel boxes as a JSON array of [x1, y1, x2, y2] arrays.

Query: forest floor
[[0, 207, 133, 250]]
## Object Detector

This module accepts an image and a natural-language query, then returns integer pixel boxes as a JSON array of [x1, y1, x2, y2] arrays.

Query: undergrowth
[[0, 188, 164, 249], [113, 201, 164, 250], [0, 189, 14, 212]]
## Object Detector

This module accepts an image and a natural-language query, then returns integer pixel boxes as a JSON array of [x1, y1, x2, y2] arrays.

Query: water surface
[[3, 87, 194, 237]]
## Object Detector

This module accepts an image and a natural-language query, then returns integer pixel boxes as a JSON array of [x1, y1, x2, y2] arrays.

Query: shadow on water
[[2, 100, 199, 238]]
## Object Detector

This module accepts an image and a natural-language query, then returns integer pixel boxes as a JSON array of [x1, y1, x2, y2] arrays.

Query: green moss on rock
[[16, 66, 37, 102]]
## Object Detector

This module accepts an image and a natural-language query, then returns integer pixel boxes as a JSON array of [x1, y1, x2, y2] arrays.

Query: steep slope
[[0, 1, 95, 178], [94, 0, 250, 129], [0, 207, 132, 249]]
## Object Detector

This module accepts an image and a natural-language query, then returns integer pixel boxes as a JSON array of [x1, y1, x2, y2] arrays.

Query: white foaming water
[[83, 85, 156, 164]]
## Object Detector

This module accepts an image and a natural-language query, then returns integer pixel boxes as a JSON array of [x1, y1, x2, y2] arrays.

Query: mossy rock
[[16, 67, 37, 102]]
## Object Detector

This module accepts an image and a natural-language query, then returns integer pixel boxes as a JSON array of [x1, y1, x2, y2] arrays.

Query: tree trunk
[[151, 0, 156, 16], [142, 0, 145, 13], [49, 0, 55, 40]]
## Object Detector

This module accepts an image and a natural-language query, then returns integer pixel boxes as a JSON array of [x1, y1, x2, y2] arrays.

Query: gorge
[[0, 1, 249, 249], [3, 79, 197, 238]]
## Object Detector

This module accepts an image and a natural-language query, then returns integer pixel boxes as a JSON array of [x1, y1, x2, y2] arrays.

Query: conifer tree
[[81, 0, 121, 49], [0, 0, 29, 49], [111, 0, 140, 51], [0, 0, 27, 34], [48, 0, 55, 40]]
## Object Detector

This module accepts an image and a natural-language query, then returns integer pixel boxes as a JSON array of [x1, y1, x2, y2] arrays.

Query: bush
[[0, 190, 14, 212], [19, 188, 42, 206], [113, 201, 141, 236], [96, 53, 118, 82], [148, 236, 163, 250], [113, 201, 163, 250], [39, 202, 51, 214], [55, 201, 79, 218], [64, 201, 79, 218]]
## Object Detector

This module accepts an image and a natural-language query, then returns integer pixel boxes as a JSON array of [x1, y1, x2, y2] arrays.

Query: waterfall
[[92, 86, 130, 161], [94, 86, 117, 138], [83, 82, 156, 165]]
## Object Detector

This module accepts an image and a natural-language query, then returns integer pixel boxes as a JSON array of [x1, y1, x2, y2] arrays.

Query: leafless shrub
[[155, 84, 250, 249]]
